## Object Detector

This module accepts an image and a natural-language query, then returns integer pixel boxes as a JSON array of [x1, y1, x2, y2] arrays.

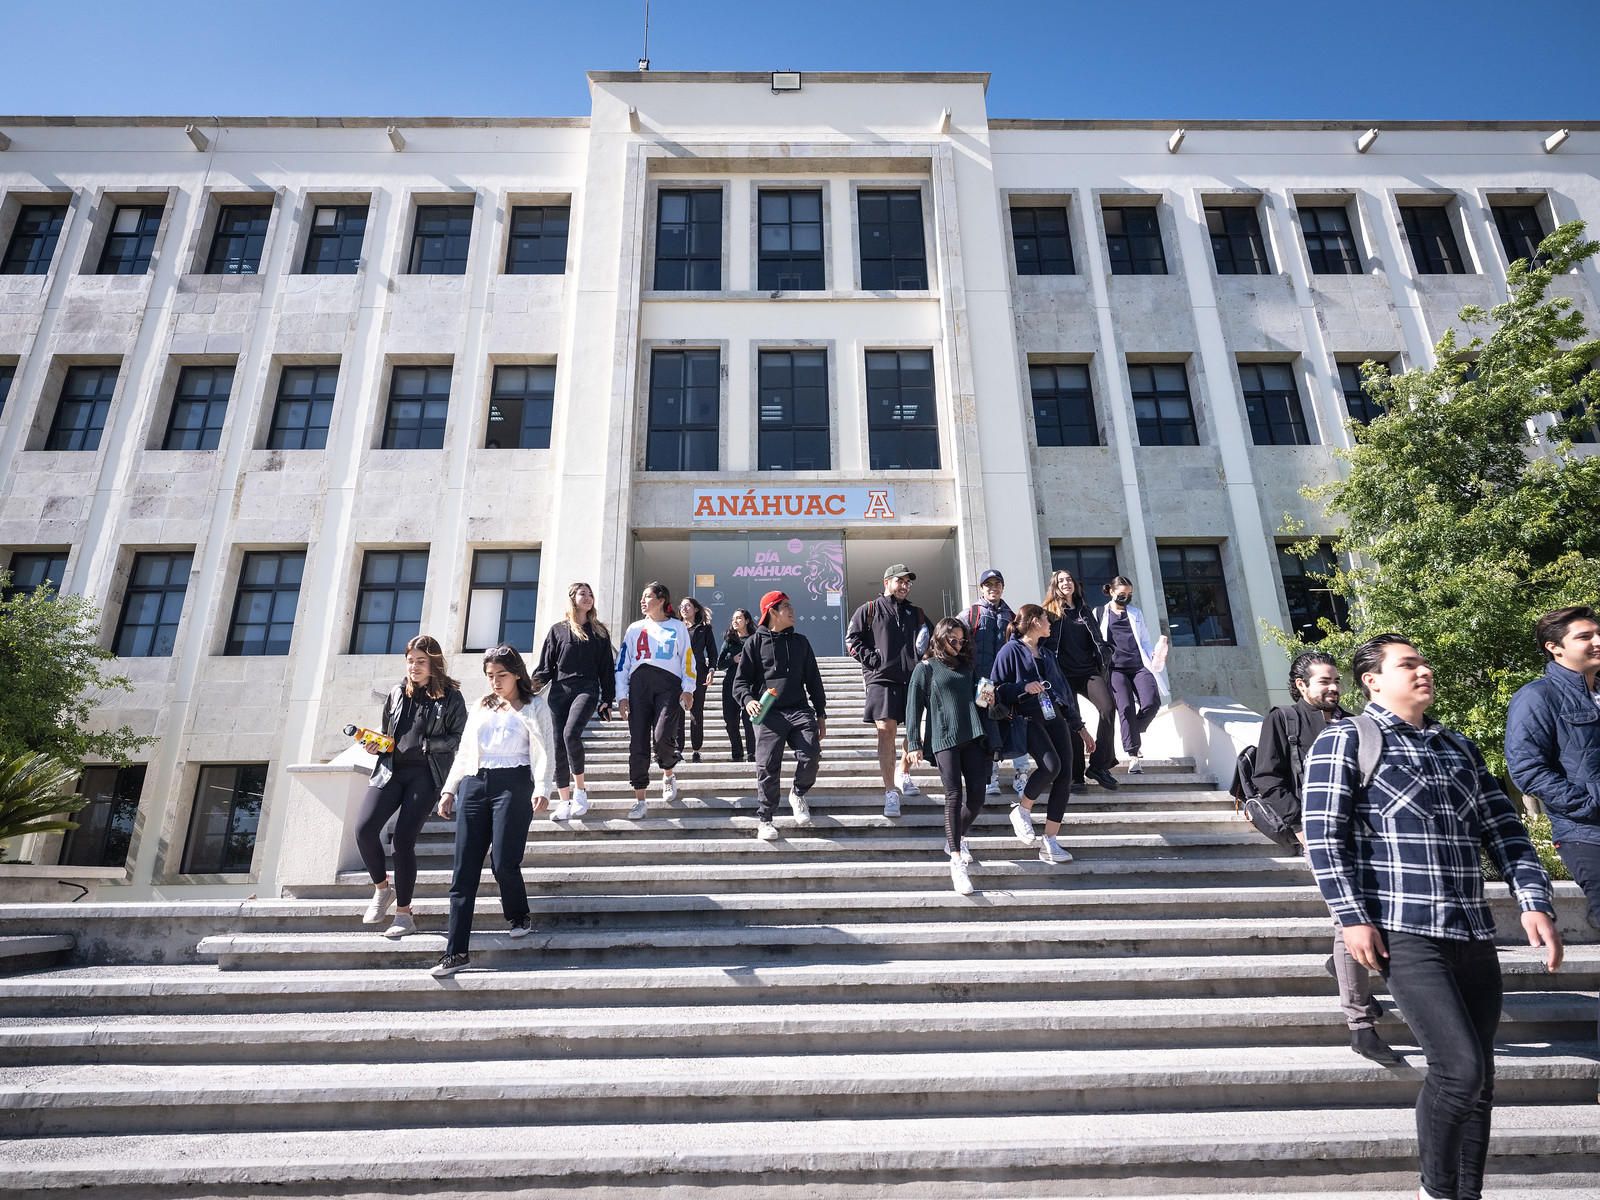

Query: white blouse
[[477, 706, 532, 768]]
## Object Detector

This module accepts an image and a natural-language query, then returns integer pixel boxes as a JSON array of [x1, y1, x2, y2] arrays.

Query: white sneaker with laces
[[363, 883, 396, 925], [661, 774, 680, 804], [1008, 803, 1037, 846], [985, 764, 1002, 796], [949, 854, 975, 895], [627, 797, 648, 819], [1012, 770, 1029, 796], [756, 817, 780, 841], [959, 840, 973, 865], [789, 789, 813, 827], [1128, 757, 1143, 775], [383, 912, 415, 939], [552, 799, 573, 822], [897, 771, 921, 797], [1038, 835, 1073, 865], [883, 789, 902, 819], [569, 788, 589, 818]]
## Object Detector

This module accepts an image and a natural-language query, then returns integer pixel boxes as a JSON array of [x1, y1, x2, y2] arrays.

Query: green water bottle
[[754, 687, 778, 724]]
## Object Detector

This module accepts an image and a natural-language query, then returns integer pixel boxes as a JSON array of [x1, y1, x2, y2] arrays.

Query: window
[[408, 204, 473, 275], [653, 190, 722, 291], [1206, 206, 1271, 275], [505, 205, 569, 274], [1238, 363, 1312, 446], [646, 349, 719, 471], [1401, 205, 1468, 275], [59, 765, 145, 869], [865, 349, 939, 470], [2, 204, 68, 275], [1279, 543, 1349, 642], [45, 365, 119, 452], [4, 550, 69, 600], [486, 364, 555, 449], [181, 764, 266, 875], [858, 190, 928, 290], [205, 205, 271, 274], [351, 549, 428, 654], [302, 205, 367, 274], [758, 190, 824, 291], [1012, 206, 1074, 275], [1159, 545, 1235, 647], [1128, 363, 1197, 446], [1338, 362, 1388, 425], [464, 549, 541, 651], [162, 365, 234, 451], [267, 365, 338, 450], [1050, 545, 1120, 601], [757, 349, 830, 470], [1029, 364, 1097, 447], [0, 362, 12, 417], [225, 551, 305, 656], [382, 366, 451, 450], [1491, 204, 1547, 267], [113, 551, 193, 657], [1298, 207, 1362, 275], [1561, 396, 1599, 445], [97, 205, 163, 275], [1103, 207, 1166, 275]]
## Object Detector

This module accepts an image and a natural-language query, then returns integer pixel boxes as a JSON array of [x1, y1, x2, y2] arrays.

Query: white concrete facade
[[0, 73, 1596, 898]]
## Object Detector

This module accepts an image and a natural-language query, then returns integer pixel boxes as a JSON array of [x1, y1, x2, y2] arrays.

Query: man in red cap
[[734, 591, 828, 840]]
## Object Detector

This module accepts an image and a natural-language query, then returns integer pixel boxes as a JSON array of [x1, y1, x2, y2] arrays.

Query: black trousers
[[1382, 930, 1502, 1200], [1064, 673, 1116, 780], [1556, 838, 1600, 1049], [354, 763, 437, 908], [721, 671, 755, 759], [445, 769, 534, 957], [754, 707, 821, 818], [1023, 714, 1075, 823], [627, 668, 683, 789], [547, 681, 599, 790], [934, 738, 989, 852], [1109, 667, 1161, 756], [677, 679, 710, 754]]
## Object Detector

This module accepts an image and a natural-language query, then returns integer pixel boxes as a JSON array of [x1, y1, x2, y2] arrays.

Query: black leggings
[[934, 738, 989, 852], [548, 682, 599, 790], [354, 763, 437, 907], [1023, 714, 1075, 823], [721, 671, 755, 758]]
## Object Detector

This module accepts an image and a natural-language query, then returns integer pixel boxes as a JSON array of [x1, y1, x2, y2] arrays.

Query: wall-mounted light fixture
[[628, 107, 641, 133], [1543, 129, 1570, 154], [1356, 128, 1379, 154], [939, 108, 952, 134], [771, 71, 801, 93], [0, 131, 13, 152], [1167, 129, 1186, 153]]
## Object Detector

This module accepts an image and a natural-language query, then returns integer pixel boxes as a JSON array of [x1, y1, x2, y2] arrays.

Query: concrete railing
[[275, 745, 377, 897], [1137, 695, 1263, 790]]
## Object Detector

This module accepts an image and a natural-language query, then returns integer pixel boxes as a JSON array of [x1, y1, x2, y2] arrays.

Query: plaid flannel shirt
[[1303, 702, 1553, 942]]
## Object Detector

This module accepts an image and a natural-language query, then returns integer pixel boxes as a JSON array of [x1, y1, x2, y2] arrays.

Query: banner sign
[[692, 487, 896, 522]]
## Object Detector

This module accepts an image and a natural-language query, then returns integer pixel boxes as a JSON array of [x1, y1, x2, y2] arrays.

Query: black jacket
[[532, 621, 617, 704], [846, 594, 931, 687], [370, 683, 468, 791], [1043, 605, 1112, 679], [688, 623, 717, 688], [734, 625, 827, 720], [1253, 698, 1350, 828]]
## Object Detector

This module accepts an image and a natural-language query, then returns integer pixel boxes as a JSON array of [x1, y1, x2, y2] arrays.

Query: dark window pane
[[486, 363, 556, 449], [268, 365, 339, 450], [226, 551, 305, 656], [0, 363, 13, 418], [1238, 362, 1313, 446], [757, 349, 830, 469], [1104, 206, 1167, 275], [859, 190, 928, 290], [646, 350, 720, 470], [114, 552, 193, 658], [303, 205, 368, 275], [163, 365, 234, 451], [205, 205, 271, 274], [654, 190, 722, 291], [1401, 205, 1469, 275], [97, 205, 163, 275], [181, 764, 266, 875], [46, 366, 119, 452], [1338, 362, 1388, 425], [865, 349, 939, 469], [506, 205, 570, 274], [2, 205, 69, 276], [1030, 363, 1097, 447], [1050, 545, 1120, 602], [383, 366, 451, 450], [1278, 543, 1350, 642], [758, 189, 825, 291], [1298, 207, 1362, 275], [1159, 545, 1236, 647], [1491, 204, 1547, 267], [408, 204, 473, 275], [4, 550, 69, 600], [59, 764, 145, 868], [464, 549, 541, 652], [1012, 206, 1075, 276], [1206, 205, 1271, 275], [1128, 362, 1196, 446], [351, 550, 429, 654]]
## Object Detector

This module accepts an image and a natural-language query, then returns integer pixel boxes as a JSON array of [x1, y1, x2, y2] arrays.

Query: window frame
[[4, 550, 70, 600], [645, 348, 721, 471], [756, 347, 831, 471], [162, 364, 235, 451], [59, 764, 145, 869], [864, 347, 940, 470], [45, 365, 119, 453], [1205, 204, 1272, 276], [463, 548, 542, 652], [1337, 361, 1390, 425], [1127, 362, 1199, 447], [349, 549, 429, 656], [266, 364, 339, 451], [1158, 544, 1237, 648], [485, 363, 556, 450], [756, 188, 826, 292], [1010, 203, 1076, 277], [652, 188, 724, 292], [2, 203, 70, 276], [1049, 545, 1121, 602], [1237, 362, 1313, 446], [1028, 362, 1098, 447], [1490, 202, 1548, 268], [113, 551, 194, 659], [301, 203, 369, 275], [204, 204, 272, 275], [1400, 203, 1470, 275], [96, 204, 164, 275], [180, 763, 267, 876], [504, 204, 570, 275], [856, 188, 930, 291], [1102, 205, 1168, 276], [1296, 204, 1363, 276], [381, 365, 452, 451], [1278, 541, 1350, 643], [406, 202, 475, 275], [225, 550, 306, 657], [0, 362, 13, 417]]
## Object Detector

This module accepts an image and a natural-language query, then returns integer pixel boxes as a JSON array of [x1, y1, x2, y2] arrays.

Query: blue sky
[[2, 0, 1595, 120]]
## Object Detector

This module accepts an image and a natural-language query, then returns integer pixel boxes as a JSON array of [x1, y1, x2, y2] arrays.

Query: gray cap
[[882, 563, 916, 581]]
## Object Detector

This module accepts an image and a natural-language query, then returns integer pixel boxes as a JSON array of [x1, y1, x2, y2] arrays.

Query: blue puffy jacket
[[1506, 661, 1600, 846]]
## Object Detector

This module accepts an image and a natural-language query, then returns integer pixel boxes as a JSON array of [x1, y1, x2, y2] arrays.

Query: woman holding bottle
[[354, 634, 467, 939], [1041, 569, 1120, 792], [1093, 576, 1170, 774], [677, 597, 717, 763], [905, 618, 990, 895], [532, 582, 615, 822], [718, 608, 758, 762]]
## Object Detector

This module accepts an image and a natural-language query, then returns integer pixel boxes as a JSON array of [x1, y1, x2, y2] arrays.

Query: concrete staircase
[[0, 656, 1596, 1198]]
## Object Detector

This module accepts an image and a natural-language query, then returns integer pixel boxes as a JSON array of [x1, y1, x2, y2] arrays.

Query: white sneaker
[[661, 774, 679, 804], [627, 797, 648, 819], [756, 817, 780, 841], [985, 764, 1002, 796], [363, 883, 396, 924], [789, 789, 813, 827], [1008, 803, 1037, 846], [569, 788, 589, 818], [959, 840, 973, 865], [1012, 770, 1030, 796], [950, 855, 975, 895], [883, 789, 902, 819], [552, 799, 573, 822], [897, 771, 921, 797], [1127, 757, 1143, 775], [1038, 835, 1073, 865], [383, 912, 415, 939]]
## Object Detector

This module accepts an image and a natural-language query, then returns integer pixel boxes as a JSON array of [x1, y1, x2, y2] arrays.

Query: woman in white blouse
[[430, 644, 555, 978]]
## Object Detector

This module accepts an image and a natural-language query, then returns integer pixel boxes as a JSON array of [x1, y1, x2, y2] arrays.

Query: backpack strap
[[965, 604, 981, 629], [1351, 714, 1384, 790]]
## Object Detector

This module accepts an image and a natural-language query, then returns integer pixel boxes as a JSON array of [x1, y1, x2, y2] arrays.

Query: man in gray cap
[[847, 564, 933, 817]]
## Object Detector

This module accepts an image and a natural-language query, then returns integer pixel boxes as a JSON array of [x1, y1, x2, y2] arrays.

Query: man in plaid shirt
[[1303, 634, 1562, 1200]]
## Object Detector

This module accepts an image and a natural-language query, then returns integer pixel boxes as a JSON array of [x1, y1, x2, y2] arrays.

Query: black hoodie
[[733, 625, 827, 720]]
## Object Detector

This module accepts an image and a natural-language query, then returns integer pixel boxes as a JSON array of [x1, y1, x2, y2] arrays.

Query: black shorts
[[863, 681, 907, 724]]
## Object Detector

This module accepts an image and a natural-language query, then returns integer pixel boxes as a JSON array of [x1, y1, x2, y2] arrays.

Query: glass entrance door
[[687, 532, 846, 655]]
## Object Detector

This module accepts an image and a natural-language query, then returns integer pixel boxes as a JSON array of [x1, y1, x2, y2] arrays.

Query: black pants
[[1109, 667, 1161, 756], [548, 681, 599, 790], [677, 679, 710, 755], [445, 769, 535, 957], [934, 738, 989, 852], [1556, 838, 1600, 1049], [721, 671, 755, 759], [1064, 673, 1116, 780], [1382, 930, 1502, 1200], [354, 763, 437, 908], [627, 667, 684, 788], [1023, 714, 1075, 822], [754, 707, 821, 818]]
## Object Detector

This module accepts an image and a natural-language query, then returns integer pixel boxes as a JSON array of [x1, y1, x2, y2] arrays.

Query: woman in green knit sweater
[[906, 617, 991, 895]]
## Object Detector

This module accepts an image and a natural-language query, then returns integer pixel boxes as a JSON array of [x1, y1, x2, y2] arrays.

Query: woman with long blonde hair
[[532, 582, 615, 821]]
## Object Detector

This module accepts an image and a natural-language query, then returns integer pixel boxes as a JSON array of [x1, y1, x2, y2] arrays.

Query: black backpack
[[1230, 714, 1386, 850]]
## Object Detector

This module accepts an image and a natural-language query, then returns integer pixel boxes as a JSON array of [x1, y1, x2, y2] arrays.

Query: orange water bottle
[[343, 724, 395, 754]]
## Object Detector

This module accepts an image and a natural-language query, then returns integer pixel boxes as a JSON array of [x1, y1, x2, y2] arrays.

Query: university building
[[0, 72, 1594, 898]]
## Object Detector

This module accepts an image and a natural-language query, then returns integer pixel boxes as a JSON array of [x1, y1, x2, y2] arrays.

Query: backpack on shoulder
[[1230, 712, 1387, 848]]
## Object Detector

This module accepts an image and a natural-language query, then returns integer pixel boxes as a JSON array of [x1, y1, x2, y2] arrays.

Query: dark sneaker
[[1087, 767, 1119, 790], [430, 953, 470, 978], [1351, 1026, 1403, 1065], [508, 914, 532, 939]]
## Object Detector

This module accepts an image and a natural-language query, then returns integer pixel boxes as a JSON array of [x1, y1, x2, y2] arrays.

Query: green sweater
[[906, 659, 986, 755]]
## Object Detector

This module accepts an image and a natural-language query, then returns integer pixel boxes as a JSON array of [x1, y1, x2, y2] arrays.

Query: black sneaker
[[1087, 767, 1119, 790], [430, 953, 470, 978], [692, 751, 701, 763], [508, 914, 532, 939], [746, 752, 757, 763], [1351, 1026, 1403, 1066]]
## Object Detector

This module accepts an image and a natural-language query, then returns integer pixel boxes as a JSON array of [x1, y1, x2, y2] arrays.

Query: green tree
[[0, 753, 86, 851], [1272, 221, 1600, 773], [0, 572, 149, 773]]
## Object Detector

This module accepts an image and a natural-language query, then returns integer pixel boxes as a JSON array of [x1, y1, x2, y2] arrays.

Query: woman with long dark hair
[[355, 634, 467, 939], [718, 608, 758, 762], [1042, 569, 1120, 792], [615, 581, 697, 819], [676, 596, 717, 763], [430, 644, 555, 977], [906, 617, 990, 895], [533, 582, 614, 821]]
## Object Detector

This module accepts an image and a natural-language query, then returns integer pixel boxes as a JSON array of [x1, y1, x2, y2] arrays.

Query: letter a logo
[[862, 489, 895, 520]]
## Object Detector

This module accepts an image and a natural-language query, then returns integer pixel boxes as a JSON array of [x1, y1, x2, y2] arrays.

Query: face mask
[[1113, 594, 1132, 606]]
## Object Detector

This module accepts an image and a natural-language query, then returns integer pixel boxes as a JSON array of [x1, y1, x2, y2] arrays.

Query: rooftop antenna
[[638, 0, 650, 71]]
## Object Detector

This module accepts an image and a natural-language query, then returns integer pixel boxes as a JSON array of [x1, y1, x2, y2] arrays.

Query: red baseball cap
[[759, 591, 789, 625]]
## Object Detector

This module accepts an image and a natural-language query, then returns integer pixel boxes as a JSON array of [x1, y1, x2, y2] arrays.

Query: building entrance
[[687, 532, 846, 655]]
